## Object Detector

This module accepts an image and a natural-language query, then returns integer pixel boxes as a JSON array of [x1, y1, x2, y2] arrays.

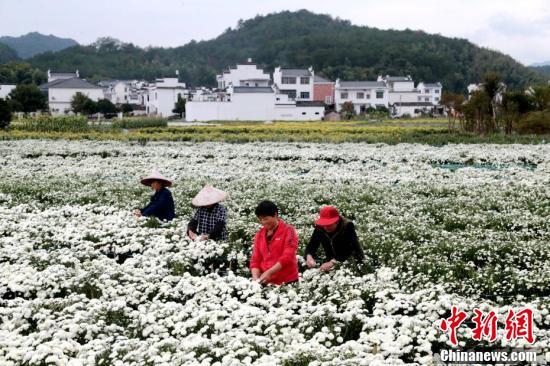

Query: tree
[[339, 101, 356, 120], [172, 97, 186, 118], [441, 92, 465, 132], [530, 85, 550, 111], [97, 98, 118, 115], [71, 92, 98, 115], [121, 103, 133, 114], [7, 84, 47, 113], [482, 73, 505, 131], [0, 98, 12, 129], [502, 91, 533, 135], [463, 90, 492, 135]]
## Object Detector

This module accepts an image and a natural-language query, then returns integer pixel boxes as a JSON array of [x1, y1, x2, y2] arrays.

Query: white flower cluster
[[0, 140, 549, 365]]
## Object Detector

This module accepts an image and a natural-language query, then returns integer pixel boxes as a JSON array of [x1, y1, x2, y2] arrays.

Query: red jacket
[[249, 219, 299, 285]]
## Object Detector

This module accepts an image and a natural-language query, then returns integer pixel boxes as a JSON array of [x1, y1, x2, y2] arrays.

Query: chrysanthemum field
[[0, 140, 549, 365]]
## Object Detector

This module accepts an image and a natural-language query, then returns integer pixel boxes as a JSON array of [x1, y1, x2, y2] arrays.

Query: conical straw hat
[[140, 169, 173, 187], [192, 185, 227, 206]]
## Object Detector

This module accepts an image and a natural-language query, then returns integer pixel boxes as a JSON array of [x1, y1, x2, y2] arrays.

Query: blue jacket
[[140, 187, 175, 221]]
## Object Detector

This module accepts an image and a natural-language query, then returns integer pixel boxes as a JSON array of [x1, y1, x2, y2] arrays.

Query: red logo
[[439, 307, 535, 346]]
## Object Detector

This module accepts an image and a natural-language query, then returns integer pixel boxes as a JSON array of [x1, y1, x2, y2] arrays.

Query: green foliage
[[25, 11, 544, 92], [0, 43, 19, 64], [71, 92, 98, 115], [0, 62, 46, 84], [515, 110, 550, 134], [172, 97, 186, 117], [120, 103, 133, 114], [0, 98, 12, 129], [7, 83, 47, 113], [340, 101, 356, 120], [530, 85, 550, 111], [111, 117, 167, 129], [97, 98, 119, 115], [463, 90, 493, 134], [15, 116, 90, 132]]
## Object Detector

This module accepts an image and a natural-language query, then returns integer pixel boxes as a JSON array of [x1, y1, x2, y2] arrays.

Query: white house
[[417, 82, 443, 105], [216, 60, 271, 89], [334, 80, 389, 113], [273, 67, 314, 101], [377, 75, 443, 117], [0, 84, 16, 99], [40, 78, 104, 115], [144, 78, 187, 117], [186, 85, 324, 121], [99, 80, 144, 105]]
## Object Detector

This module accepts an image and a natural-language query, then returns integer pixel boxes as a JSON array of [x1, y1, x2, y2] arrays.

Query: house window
[[341, 92, 348, 99], [255, 83, 259, 87], [281, 90, 297, 100], [315, 112, 320, 115], [357, 92, 365, 99], [376, 91, 384, 99], [282, 77, 296, 84], [302, 112, 306, 115], [155, 92, 158, 100], [366, 94, 371, 99], [435, 89, 440, 94], [425, 89, 430, 93], [300, 77, 310, 84], [276, 97, 280, 101], [435, 97, 440, 102], [418, 96, 423, 101], [325, 96, 333, 104], [425, 97, 430, 102], [300, 92, 310, 99]]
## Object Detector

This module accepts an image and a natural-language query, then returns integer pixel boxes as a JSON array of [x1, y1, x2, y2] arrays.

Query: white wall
[[49, 87, 104, 115], [217, 65, 271, 89], [187, 92, 323, 121], [273, 67, 314, 101], [388, 91, 420, 104], [0, 85, 15, 99], [335, 88, 389, 112], [145, 78, 187, 117], [417, 83, 442, 105]]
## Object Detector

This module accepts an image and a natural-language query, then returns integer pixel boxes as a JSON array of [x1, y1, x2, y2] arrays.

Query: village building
[[40, 75, 104, 115], [313, 75, 335, 106]]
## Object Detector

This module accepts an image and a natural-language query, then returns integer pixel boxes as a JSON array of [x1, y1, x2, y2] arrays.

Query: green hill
[[0, 32, 78, 58], [0, 43, 19, 64], [531, 65, 550, 77], [26, 10, 546, 92]]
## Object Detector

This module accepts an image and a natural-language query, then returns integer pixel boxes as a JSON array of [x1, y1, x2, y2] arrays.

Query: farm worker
[[250, 200, 299, 285], [187, 185, 228, 241], [134, 169, 175, 221], [304, 206, 364, 271]]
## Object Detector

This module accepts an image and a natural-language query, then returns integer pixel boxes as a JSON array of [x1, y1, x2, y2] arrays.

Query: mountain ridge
[[6, 11, 548, 92], [0, 32, 79, 58]]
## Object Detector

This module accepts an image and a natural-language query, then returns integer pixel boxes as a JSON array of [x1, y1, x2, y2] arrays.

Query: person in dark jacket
[[134, 170, 175, 221], [305, 206, 364, 271], [187, 185, 228, 241]]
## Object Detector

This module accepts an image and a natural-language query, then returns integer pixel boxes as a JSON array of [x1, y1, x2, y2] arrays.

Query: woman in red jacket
[[249, 201, 299, 285]]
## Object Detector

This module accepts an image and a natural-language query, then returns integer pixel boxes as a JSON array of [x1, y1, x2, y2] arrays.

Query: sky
[[0, 0, 549, 65]]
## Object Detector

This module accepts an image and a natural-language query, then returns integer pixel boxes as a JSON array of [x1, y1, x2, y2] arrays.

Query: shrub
[[0, 98, 12, 129], [15, 116, 89, 132], [111, 117, 168, 129], [514, 110, 550, 134]]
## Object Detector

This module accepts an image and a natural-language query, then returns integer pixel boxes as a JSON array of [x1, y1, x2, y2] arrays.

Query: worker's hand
[[258, 270, 272, 285], [319, 260, 335, 272], [188, 231, 197, 240], [306, 254, 317, 269], [199, 234, 209, 241], [133, 209, 142, 217]]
